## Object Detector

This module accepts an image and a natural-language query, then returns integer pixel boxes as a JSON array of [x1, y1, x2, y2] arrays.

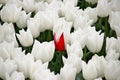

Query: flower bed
[[0, 0, 120, 80]]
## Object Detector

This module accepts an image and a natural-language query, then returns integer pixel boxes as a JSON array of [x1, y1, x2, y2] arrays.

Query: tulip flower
[[54, 32, 65, 52], [0, 3, 22, 23], [5, 71, 25, 80], [60, 64, 77, 80]]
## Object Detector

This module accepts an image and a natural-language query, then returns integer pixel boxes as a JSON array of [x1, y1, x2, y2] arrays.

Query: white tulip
[[82, 54, 106, 80], [70, 28, 87, 49], [6, 0, 22, 7], [84, 7, 98, 23], [6, 71, 25, 80], [27, 17, 41, 38], [63, 3, 79, 21], [30, 60, 59, 80], [14, 53, 34, 78], [35, 1, 48, 12], [32, 69, 58, 80], [31, 40, 55, 63], [96, 0, 111, 17], [91, 54, 106, 77], [22, 0, 35, 13], [2, 23, 18, 47], [86, 27, 104, 53], [109, 11, 120, 37], [35, 10, 59, 32], [105, 49, 119, 61], [30, 60, 48, 79], [0, 41, 14, 60], [45, 0, 61, 15], [1, 3, 22, 23], [63, 0, 78, 7], [94, 77, 103, 80], [106, 37, 117, 53], [85, 0, 98, 4], [17, 11, 31, 28], [82, 60, 98, 80], [104, 60, 120, 80], [0, 23, 18, 47], [16, 28, 33, 47], [67, 42, 83, 57], [74, 14, 93, 30], [0, 57, 17, 79], [60, 64, 77, 80], [108, 11, 120, 30], [109, 0, 120, 11], [63, 54, 82, 73]]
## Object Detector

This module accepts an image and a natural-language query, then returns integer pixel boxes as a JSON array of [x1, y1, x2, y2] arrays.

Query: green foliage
[[48, 50, 67, 74]]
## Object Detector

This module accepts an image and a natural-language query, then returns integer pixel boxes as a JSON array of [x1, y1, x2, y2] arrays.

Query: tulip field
[[0, 0, 120, 80]]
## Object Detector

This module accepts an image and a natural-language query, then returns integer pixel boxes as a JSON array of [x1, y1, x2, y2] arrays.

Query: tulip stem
[[105, 17, 109, 37]]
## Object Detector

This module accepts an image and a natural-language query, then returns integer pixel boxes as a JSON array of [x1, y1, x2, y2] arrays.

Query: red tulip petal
[[54, 32, 65, 52]]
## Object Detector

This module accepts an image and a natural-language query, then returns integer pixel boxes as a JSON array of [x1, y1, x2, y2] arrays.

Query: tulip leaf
[[77, 0, 97, 10], [75, 71, 85, 80], [48, 50, 67, 74]]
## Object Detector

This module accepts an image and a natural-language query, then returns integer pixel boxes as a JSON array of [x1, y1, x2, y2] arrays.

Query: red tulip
[[54, 32, 65, 52]]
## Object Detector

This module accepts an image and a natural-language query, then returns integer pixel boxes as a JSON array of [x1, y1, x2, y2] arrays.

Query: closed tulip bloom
[[74, 15, 93, 30], [82, 54, 106, 80], [35, 1, 47, 13], [96, 0, 111, 17], [105, 49, 119, 61], [30, 60, 59, 80], [91, 55, 106, 77], [63, 0, 78, 7], [6, 71, 25, 80], [63, 3, 79, 21], [109, 11, 120, 36], [67, 42, 83, 57], [109, 0, 120, 11], [35, 10, 59, 32], [14, 53, 34, 78], [70, 28, 87, 49], [17, 11, 31, 28], [22, 0, 35, 13], [82, 61, 98, 80], [27, 17, 41, 38], [63, 54, 82, 73], [0, 57, 17, 79], [104, 60, 120, 80], [31, 40, 55, 63], [86, 27, 104, 53], [2, 23, 18, 47], [94, 77, 103, 80], [60, 64, 77, 80], [1, 3, 22, 23], [16, 28, 33, 47], [84, 7, 98, 23], [106, 37, 117, 53], [6, 0, 22, 7], [54, 32, 65, 52]]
